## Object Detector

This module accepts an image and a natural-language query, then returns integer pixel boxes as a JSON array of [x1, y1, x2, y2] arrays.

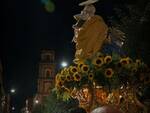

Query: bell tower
[[37, 50, 55, 97]]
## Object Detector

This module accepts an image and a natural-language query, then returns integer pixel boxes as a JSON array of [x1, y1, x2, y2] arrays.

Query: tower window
[[45, 70, 52, 78], [46, 55, 50, 61]]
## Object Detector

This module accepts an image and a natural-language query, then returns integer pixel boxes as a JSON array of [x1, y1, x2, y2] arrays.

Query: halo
[[79, 0, 99, 6]]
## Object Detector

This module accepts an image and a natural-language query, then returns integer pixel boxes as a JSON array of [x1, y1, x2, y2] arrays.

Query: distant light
[[119, 95, 123, 98], [61, 61, 68, 67], [121, 42, 124, 45], [12, 107, 15, 110], [10, 89, 16, 93], [35, 100, 39, 104]]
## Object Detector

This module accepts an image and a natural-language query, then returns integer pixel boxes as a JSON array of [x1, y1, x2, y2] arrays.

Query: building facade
[[34, 50, 56, 104]]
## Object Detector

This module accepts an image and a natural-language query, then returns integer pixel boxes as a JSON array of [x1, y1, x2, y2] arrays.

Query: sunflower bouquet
[[55, 52, 149, 102]]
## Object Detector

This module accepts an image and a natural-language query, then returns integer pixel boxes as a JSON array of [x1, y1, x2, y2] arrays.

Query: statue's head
[[73, 5, 96, 21], [80, 5, 96, 20]]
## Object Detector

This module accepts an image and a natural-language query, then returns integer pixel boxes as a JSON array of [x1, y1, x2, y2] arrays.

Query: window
[[46, 70, 52, 78], [46, 55, 50, 61]]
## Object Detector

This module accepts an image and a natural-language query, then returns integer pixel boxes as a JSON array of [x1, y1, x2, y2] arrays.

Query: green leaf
[[63, 91, 71, 101], [112, 52, 120, 61]]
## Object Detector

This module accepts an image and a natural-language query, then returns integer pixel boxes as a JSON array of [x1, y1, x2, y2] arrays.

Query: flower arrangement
[[55, 52, 149, 102]]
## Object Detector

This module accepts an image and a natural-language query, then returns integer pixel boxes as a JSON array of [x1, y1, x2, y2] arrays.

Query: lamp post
[[9, 88, 16, 113]]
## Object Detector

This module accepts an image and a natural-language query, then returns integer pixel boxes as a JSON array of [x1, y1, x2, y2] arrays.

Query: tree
[[109, 0, 150, 64], [32, 92, 79, 113]]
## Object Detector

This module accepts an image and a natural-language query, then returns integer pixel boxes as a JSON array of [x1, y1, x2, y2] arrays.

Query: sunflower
[[120, 58, 129, 65], [73, 72, 81, 81], [55, 73, 62, 83], [77, 62, 85, 71], [70, 66, 78, 73], [92, 57, 104, 67], [59, 74, 66, 82], [56, 81, 63, 88], [104, 55, 112, 64], [55, 74, 59, 83], [136, 59, 141, 65], [81, 64, 89, 73], [105, 68, 114, 78], [60, 67, 69, 75], [126, 57, 132, 64], [60, 70, 64, 75], [55, 73, 60, 80], [66, 74, 72, 82], [88, 73, 94, 80]]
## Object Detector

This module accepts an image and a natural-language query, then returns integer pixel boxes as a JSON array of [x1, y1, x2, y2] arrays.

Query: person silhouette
[[70, 107, 87, 113]]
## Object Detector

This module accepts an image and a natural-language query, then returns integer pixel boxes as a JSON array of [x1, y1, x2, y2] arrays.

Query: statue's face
[[80, 10, 90, 20], [72, 5, 95, 29], [80, 5, 95, 20]]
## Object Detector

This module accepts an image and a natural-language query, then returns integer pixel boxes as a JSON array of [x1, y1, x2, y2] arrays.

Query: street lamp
[[35, 100, 39, 104], [10, 88, 16, 94], [61, 61, 68, 67], [12, 106, 15, 111]]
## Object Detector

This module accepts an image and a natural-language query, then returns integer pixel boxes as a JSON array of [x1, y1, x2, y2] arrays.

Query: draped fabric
[[74, 15, 108, 60]]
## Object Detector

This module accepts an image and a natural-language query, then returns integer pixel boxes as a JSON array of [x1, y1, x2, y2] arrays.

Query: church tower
[[37, 50, 55, 97]]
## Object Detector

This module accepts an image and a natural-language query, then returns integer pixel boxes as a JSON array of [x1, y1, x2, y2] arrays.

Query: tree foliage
[[109, 0, 150, 64], [32, 92, 79, 113]]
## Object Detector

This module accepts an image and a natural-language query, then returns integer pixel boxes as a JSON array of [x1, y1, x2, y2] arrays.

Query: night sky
[[1, 0, 150, 113], [1, 0, 87, 112]]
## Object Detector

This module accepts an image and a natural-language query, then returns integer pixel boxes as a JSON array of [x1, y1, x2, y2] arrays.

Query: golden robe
[[74, 15, 108, 60]]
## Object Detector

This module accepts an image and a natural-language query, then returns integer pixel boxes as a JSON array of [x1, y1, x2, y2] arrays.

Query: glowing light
[[121, 42, 124, 45], [10, 89, 16, 93], [96, 86, 102, 89], [35, 100, 39, 104], [119, 95, 123, 98], [12, 107, 15, 110], [61, 61, 68, 67]]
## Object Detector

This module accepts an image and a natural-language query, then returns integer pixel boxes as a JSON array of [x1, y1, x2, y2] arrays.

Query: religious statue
[[72, 0, 108, 62]]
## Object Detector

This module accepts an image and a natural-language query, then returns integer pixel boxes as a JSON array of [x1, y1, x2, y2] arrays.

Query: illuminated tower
[[37, 50, 55, 97]]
